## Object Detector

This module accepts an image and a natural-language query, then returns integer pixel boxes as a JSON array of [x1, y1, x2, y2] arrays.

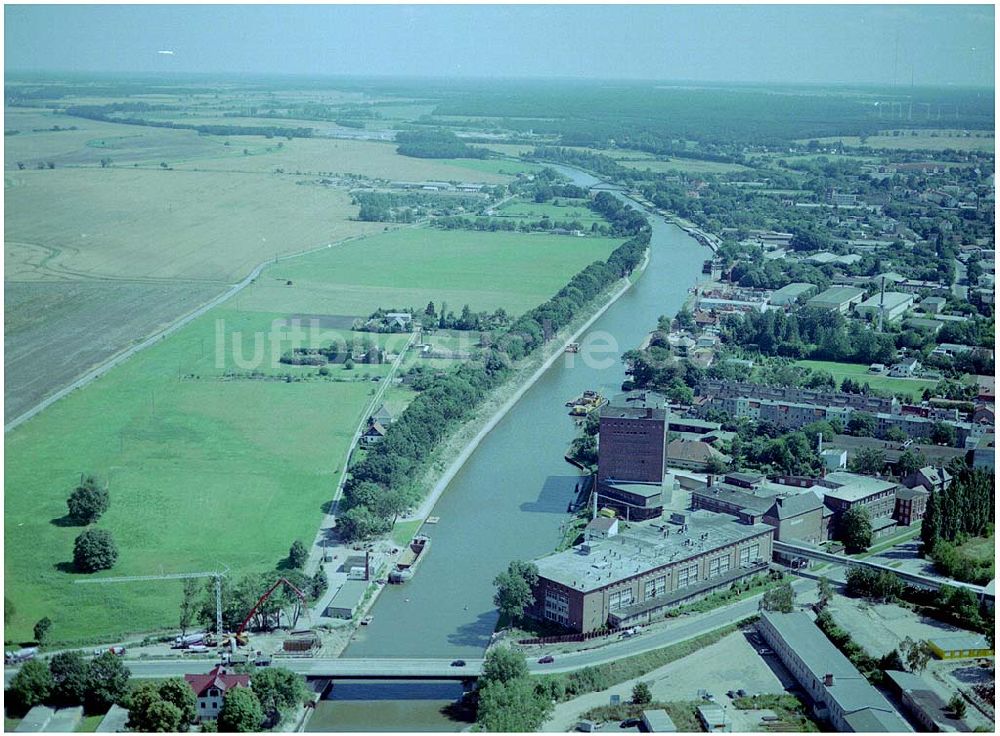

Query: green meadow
[[793, 360, 939, 402], [4, 226, 622, 645]]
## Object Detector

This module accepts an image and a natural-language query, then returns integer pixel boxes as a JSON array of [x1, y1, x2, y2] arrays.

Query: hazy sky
[[4, 4, 995, 87]]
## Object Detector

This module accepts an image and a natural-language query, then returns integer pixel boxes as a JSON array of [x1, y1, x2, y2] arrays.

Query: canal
[[310, 166, 708, 730]]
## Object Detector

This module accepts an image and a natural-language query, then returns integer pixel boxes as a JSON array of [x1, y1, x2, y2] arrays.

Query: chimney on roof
[[824, 673, 835, 687]]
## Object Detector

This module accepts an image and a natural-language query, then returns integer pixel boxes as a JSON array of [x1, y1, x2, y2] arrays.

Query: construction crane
[[236, 577, 313, 636], [76, 568, 228, 643]]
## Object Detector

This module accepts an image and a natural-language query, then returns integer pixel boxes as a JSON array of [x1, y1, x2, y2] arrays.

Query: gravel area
[[826, 593, 962, 657], [541, 630, 792, 732]]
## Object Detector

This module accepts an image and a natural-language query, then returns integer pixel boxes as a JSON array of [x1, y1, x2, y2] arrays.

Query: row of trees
[[921, 464, 995, 584], [846, 567, 990, 633], [6, 651, 130, 717], [341, 230, 649, 540], [65, 105, 313, 139]]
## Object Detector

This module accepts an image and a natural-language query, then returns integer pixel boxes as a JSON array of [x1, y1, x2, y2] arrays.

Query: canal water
[[312, 166, 707, 729]]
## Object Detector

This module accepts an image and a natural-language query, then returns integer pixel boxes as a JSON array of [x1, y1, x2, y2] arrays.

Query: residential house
[[184, 666, 251, 720]]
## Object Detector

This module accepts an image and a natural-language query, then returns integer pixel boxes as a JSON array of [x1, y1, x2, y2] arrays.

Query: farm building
[[926, 634, 994, 660]]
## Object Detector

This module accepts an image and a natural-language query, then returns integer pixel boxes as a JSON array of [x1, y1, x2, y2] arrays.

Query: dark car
[[538, 655, 555, 664], [620, 718, 641, 729], [737, 689, 748, 698], [450, 659, 466, 667]]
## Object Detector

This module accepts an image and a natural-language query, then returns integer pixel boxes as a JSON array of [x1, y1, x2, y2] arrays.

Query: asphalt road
[[4, 580, 815, 687]]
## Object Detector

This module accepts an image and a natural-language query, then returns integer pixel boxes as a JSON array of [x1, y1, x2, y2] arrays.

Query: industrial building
[[768, 282, 817, 307], [854, 292, 915, 323], [805, 286, 866, 313], [324, 580, 370, 619], [926, 634, 994, 660], [756, 611, 911, 732], [596, 392, 673, 520], [527, 510, 773, 633], [691, 472, 825, 544], [884, 670, 971, 732]]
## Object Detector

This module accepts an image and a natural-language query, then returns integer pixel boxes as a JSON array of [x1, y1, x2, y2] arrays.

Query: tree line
[[396, 130, 488, 159], [341, 229, 649, 540], [921, 463, 995, 584], [64, 105, 313, 139]]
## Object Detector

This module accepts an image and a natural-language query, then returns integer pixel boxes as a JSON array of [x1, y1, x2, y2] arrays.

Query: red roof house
[[184, 665, 251, 720]]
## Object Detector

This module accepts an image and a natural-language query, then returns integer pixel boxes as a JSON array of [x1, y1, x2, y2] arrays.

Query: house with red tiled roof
[[184, 665, 251, 720]]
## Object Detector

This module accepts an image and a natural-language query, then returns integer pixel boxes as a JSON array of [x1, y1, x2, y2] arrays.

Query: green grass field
[[4, 225, 621, 645], [801, 131, 995, 153], [237, 227, 623, 317], [957, 533, 995, 563], [793, 360, 938, 401], [496, 199, 602, 223], [618, 157, 751, 174]]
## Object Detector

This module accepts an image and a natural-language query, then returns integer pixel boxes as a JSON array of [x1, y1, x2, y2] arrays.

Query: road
[[4, 579, 815, 687]]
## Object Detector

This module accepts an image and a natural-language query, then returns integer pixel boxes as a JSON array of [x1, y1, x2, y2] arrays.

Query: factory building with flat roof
[[526, 510, 774, 633]]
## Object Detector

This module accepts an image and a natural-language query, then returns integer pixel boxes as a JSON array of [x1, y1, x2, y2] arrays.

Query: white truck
[[5, 647, 38, 664], [173, 632, 205, 648]]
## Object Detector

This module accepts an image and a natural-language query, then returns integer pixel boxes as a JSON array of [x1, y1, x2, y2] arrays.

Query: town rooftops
[[184, 665, 250, 698], [606, 390, 667, 411], [895, 487, 929, 501], [534, 510, 772, 594], [771, 492, 824, 519], [760, 611, 910, 731], [821, 472, 898, 503]]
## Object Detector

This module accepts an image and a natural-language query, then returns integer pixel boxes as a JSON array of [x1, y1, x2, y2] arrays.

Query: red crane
[[237, 577, 312, 636]]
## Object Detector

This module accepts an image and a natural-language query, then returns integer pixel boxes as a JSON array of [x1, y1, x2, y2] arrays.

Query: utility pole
[[76, 568, 228, 642]]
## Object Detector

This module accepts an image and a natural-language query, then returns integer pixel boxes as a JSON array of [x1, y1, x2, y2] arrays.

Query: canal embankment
[[402, 247, 651, 524]]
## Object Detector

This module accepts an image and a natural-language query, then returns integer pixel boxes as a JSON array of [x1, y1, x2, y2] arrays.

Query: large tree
[[251, 667, 306, 726], [127, 682, 183, 733], [840, 505, 873, 553], [49, 650, 88, 706], [760, 581, 795, 613], [7, 659, 53, 715], [848, 447, 886, 476], [287, 540, 308, 570], [481, 647, 528, 686], [475, 677, 552, 732], [493, 561, 539, 623], [66, 476, 110, 524], [217, 688, 264, 733], [180, 578, 199, 637], [85, 651, 131, 712], [158, 678, 198, 728], [73, 529, 118, 573]]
